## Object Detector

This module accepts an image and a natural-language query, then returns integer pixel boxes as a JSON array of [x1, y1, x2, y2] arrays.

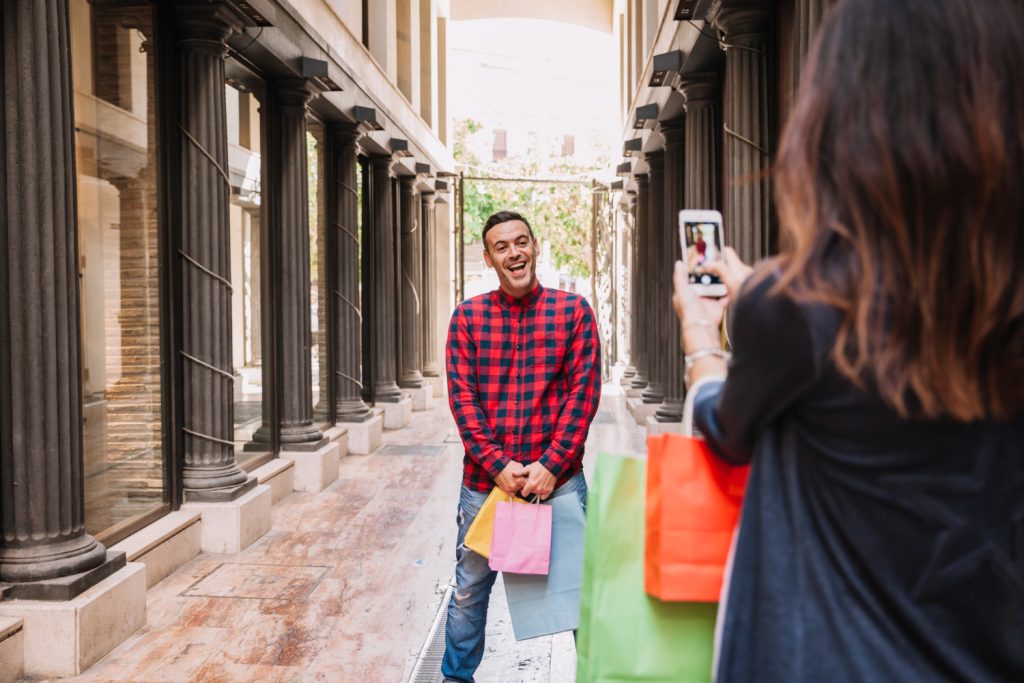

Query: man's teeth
[[509, 263, 526, 272]]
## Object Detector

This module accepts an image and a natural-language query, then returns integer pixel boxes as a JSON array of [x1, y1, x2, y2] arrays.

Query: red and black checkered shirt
[[446, 283, 602, 492]]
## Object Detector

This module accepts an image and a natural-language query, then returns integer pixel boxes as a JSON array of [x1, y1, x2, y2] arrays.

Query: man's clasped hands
[[494, 460, 557, 500]]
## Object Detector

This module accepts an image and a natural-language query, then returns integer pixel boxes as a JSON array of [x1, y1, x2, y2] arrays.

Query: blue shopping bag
[[502, 489, 587, 640]]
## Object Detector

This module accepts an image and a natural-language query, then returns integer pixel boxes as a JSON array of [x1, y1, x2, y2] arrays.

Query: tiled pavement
[[53, 381, 645, 683]]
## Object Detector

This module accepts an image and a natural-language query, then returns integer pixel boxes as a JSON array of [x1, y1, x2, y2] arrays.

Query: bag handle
[[682, 374, 727, 437]]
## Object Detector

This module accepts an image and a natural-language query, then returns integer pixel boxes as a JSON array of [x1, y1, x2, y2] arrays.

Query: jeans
[[440, 474, 588, 683]]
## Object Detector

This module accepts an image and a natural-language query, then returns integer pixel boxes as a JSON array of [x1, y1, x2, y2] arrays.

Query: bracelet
[[684, 348, 731, 387], [684, 347, 731, 370]]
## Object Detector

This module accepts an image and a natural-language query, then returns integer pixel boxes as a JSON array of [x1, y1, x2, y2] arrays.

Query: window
[[493, 129, 508, 160], [561, 134, 576, 157], [71, 0, 167, 543]]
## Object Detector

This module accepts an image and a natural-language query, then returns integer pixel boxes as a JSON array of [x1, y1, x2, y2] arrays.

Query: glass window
[[71, 0, 167, 542], [225, 72, 268, 466], [307, 119, 331, 424]]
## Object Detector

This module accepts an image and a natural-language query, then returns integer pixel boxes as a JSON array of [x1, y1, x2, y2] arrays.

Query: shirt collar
[[493, 282, 545, 309]]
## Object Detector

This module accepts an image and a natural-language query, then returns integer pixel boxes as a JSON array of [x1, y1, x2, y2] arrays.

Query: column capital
[[634, 172, 650, 188], [174, 2, 249, 47], [680, 72, 719, 111], [369, 153, 397, 177], [657, 118, 686, 145], [272, 77, 320, 110], [707, 1, 770, 46], [643, 150, 665, 173], [421, 190, 437, 208]]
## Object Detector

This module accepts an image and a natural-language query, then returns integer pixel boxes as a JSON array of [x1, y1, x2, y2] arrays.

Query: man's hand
[[494, 460, 527, 495], [519, 462, 557, 500]]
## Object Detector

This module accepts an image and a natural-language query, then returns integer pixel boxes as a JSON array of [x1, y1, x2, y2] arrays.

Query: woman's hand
[[704, 247, 752, 299], [672, 261, 730, 354]]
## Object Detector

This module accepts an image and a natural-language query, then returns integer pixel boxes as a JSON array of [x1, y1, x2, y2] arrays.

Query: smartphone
[[679, 209, 727, 298]]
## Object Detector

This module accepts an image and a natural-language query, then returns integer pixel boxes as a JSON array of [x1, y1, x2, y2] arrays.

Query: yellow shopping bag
[[464, 487, 528, 559]]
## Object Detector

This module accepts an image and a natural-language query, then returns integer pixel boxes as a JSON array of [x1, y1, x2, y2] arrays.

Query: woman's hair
[[773, 0, 1024, 421]]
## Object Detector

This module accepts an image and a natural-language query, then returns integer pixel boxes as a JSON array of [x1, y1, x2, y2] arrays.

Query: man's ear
[[482, 247, 494, 269]]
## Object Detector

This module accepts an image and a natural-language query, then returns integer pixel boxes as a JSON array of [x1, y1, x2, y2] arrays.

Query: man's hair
[[482, 211, 534, 248]]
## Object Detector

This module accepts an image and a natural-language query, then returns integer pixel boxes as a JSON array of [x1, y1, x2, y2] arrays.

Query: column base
[[406, 383, 434, 411], [655, 400, 684, 424], [381, 396, 413, 429], [0, 551, 126, 602], [0, 617, 23, 682], [109, 511, 202, 589], [281, 441, 341, 493], [183, 474, 258, 503], [627, 396, 660, 426], [182, 484, 272, 554], [338, 410, 384, 454], [625, 386, 645, 397], [423, 374, 445, 397], [250, 458, 296, 505], [0, 562, 146, 678], [642, 381, 665, 404], [646, 415, 682, 436]]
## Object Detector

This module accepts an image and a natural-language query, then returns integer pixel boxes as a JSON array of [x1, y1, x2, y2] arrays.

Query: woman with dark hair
[[673, 0, 1024, 680]]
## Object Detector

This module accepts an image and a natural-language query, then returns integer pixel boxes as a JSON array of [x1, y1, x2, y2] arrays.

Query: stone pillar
[[681, 74, 721, 210], [0, 0, 118, 588], [793, 0, 832, 96], [621, 196, 637, 379], [258, 78, 327, 450], [709, 1, 772, 262], [641, 152, 665, 404], [420, 190, 442, 378], [630, 175, 649, 390], [175, 4, 255, 497], [655, 122, 686, 422], [327, 124, 373, 422], [367, 155, 404, 402], [398, 176, 425, 388]]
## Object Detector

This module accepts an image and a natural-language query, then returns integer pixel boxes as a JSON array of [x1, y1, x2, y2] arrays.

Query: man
[[441, 210, 601, 682]]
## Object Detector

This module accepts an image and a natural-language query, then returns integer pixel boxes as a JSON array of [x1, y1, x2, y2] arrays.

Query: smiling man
[[441, 210, 602, 682]]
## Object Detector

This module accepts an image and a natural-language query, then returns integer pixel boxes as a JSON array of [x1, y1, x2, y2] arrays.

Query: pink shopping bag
[[488, 499, 553, 575]]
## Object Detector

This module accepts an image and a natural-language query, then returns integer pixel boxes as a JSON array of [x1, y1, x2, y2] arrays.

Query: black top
[[694, 269, 1024, 683]]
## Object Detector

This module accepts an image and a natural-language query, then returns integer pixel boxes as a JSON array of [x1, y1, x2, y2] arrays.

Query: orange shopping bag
[[644, 386, 749, 602]]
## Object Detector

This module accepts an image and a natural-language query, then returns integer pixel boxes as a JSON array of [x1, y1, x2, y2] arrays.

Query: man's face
[[483, 219, 539, 298]]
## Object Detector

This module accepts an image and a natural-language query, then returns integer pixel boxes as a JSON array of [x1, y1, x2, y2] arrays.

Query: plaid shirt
[[446, 284, 602, 492]]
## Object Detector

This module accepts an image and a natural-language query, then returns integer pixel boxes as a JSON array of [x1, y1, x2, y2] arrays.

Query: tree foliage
[[453, 118, 609, 278]]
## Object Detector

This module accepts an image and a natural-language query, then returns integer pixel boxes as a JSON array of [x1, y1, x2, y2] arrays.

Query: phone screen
[[682, 221, 723, 285]]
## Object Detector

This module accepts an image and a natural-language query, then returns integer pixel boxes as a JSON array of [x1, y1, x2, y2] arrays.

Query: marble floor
[[55, 380, 646, 683]]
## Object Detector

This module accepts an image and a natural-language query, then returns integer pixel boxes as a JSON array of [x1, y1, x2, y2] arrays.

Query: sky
[[447, 17, 620, 167]]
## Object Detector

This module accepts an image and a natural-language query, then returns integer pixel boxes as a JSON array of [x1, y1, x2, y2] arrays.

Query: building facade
[[613, 0, 832, 425], [0, 0, 455, 676]]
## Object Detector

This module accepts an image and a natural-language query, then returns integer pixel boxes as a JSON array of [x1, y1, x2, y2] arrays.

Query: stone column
[[367, 155, 404, 402], [641, 152, 665, 404], [655, 122, 686, 422], [420, 190, 442, 378], [681, 74, 721, 210], [398, 176, 425, 388], [630, 174, 649, 390], [621, 196, 637, 379], [708, 1, 772, 262], [327, 124, 373, 422], [793, 0, 832, 96], [258, 78, 327, 450], [0, 0, 115, 588], [175, 4, 255, 496]]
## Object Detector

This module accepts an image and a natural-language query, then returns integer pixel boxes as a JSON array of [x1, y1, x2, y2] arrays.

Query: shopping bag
[[645, 385, 749, 602], [577, 452, 716, 683], [488, 499, 552, 574], [503, 489, 586, 640], [464, 487, 527, 559]]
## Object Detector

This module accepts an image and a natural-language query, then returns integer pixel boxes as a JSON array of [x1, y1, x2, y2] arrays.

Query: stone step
[[0, 616, 23, 683]]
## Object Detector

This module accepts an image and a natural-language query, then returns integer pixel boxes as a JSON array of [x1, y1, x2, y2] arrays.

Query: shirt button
[[516, 344, 521, 350]]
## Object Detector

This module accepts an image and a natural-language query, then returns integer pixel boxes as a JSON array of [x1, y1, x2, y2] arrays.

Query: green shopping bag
[[577, 452, 717, 682]]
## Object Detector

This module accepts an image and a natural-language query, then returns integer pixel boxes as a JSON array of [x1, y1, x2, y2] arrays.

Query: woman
[[673, 1, 1024, 681]]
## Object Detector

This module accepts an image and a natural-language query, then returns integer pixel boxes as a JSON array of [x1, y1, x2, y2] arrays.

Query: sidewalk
[[57, 384, 644, 683]]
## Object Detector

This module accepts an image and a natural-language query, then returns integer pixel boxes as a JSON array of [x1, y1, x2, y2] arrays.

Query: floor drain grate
[[408, 577, 454, 683]]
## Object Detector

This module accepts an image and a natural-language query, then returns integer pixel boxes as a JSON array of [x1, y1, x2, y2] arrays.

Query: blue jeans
[[441, 474, 588, 683]]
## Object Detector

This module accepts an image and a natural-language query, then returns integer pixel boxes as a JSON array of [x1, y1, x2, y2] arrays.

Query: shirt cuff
[[483, 452, 511, 480], [538, 449, 570, 478]]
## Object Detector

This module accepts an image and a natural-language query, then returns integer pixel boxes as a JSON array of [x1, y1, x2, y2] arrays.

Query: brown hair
[[773, 0, 1024, 421]]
